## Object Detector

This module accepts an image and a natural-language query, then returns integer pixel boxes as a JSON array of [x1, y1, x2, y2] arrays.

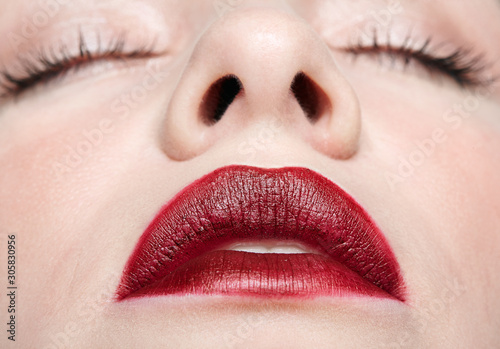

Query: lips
[[116, 165, 405, 301]]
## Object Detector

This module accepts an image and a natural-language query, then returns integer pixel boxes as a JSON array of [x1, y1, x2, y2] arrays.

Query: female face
[[1, 0, 500, 347]]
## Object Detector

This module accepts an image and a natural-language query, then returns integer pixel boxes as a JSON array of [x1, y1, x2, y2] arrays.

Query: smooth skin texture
[[0, 0, 499, 348]]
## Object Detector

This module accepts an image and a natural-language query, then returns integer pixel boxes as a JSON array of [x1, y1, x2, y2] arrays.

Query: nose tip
[[162, 7, 361, 161]]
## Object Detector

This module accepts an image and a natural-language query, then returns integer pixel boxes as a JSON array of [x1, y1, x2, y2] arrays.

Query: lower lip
[[128, 250, 390, 299]]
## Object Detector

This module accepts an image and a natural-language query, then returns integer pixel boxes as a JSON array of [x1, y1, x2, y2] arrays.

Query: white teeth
[[223, 241, 316, 254]]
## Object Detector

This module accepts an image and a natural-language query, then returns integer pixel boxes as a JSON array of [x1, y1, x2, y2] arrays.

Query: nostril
[[291, 72, 330, 122], [200, 75, 243, 124]]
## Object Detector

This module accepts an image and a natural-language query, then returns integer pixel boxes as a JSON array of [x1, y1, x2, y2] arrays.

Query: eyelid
[[0, 30, 164, 100], [335, 31, 494, 89]]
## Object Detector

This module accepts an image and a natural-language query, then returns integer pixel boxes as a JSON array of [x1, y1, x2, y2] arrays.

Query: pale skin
[[1, 0, 500, 348]]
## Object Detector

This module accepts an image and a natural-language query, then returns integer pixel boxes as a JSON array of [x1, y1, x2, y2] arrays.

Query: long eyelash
[[344, 31, 495, 88], [0, 30, 160, 99]]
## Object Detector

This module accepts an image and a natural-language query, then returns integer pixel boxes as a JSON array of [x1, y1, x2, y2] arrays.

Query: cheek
[[0, 96, 141, 305], [0, 71, 176, 269], [415, 101, 500, 324], [0, 68, 164, 230], [0, 107, 111, 231], [0, 82, 153, 336], [380, 96, 500, 246], [356, 73, 500, 289], [421, 101, 500, 265]]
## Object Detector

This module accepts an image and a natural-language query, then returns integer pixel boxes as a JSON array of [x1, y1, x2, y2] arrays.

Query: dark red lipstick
[[116, 166, 405, 301]]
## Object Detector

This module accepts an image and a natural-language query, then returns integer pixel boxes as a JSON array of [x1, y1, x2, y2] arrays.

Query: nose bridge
[[162, 6, 361, 161]]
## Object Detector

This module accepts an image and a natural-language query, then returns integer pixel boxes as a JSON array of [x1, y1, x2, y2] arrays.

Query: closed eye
[[0, 31, 162, 100], [342, 33, 495, 88]]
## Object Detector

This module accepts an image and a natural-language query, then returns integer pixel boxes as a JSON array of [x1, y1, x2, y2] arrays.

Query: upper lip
[[116, 165, 405, 301]]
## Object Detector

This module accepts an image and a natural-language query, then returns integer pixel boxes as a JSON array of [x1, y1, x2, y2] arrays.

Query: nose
[[162, 7, 361, 161]]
